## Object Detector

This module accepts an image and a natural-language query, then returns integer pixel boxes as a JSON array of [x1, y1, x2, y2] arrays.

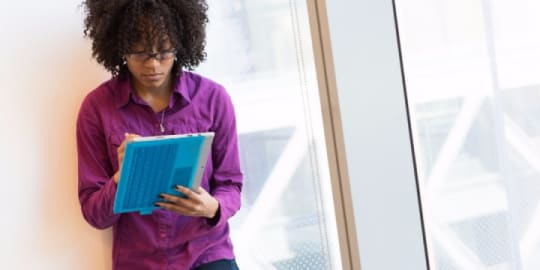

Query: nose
[[143, 56, 160, 68]]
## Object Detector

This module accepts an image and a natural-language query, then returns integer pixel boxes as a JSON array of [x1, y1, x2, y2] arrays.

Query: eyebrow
[[129, 41, 173, 52], [128, 48, 175, 54]]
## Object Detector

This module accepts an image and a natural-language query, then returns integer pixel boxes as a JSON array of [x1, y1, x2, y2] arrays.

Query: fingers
[[157, 202, 203, 216], [114, 133, 140, 184], [155, 186, 211, 217], [177, 185, 203, 198], [117, 133, 139, 165], [157, 192, 204, 216], [168, 186, 203, 204]]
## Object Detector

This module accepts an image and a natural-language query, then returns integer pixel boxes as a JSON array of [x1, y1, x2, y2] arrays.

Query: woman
[[76, 1, 242, 269]]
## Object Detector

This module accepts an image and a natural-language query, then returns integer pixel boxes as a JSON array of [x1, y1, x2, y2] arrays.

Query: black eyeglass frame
[[124, 49, 177, 62]]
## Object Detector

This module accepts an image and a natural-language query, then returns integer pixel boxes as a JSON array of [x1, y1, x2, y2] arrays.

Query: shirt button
[[160, 232, 166, 238]]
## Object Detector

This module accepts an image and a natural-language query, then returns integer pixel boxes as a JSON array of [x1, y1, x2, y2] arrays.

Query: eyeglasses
[[125, 49, 177, 62]]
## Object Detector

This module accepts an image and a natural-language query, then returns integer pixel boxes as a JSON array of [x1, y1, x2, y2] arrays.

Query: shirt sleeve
[[207, 87, 243, 227], [76, 96, 120, 229]]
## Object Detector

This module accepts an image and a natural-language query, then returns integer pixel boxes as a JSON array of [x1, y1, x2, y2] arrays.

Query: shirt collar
[[114, 72, 191, 109], [114, 76, 132, 109], [172, 71, 191, 105]]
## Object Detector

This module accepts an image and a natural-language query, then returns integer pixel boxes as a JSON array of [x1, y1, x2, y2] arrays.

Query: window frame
[[307, 0, 430, 269]]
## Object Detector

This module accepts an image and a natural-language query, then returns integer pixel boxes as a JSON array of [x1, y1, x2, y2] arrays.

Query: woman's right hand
[[113, 133, 140, 184]]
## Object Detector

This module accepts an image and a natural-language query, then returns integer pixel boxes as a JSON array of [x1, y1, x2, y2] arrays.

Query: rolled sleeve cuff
[[206, 192, 238, 227]]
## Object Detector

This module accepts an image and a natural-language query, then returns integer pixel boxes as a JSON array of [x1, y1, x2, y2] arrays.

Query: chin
[[144, 80, 166, 89]]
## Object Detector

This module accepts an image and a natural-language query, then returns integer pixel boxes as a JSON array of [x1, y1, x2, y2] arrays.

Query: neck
[[131, 75, 174, 112], [132, 75, 173, 97]]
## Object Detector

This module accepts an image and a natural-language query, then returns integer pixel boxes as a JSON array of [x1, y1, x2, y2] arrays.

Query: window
[[196, 1, 342, 269], [396, 0, 540, 268]]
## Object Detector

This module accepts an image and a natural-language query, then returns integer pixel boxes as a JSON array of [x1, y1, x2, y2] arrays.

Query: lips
[[143, 73, 163, 81]]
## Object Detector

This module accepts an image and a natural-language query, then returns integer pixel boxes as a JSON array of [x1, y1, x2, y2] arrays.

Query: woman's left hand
[[156, 186, 219, 219]]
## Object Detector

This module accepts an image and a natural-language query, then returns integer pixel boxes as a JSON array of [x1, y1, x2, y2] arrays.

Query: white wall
[[0, 2, 111, 269]]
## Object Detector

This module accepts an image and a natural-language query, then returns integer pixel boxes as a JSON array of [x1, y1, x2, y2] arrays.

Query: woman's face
[[125, 40, 176, 92]]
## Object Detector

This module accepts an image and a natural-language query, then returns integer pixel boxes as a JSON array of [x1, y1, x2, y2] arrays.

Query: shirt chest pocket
[[107, 133, 125, 172], [169, 118, 212, 135]]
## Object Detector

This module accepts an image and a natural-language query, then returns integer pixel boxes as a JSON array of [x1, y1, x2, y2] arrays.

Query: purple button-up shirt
[[76, 71, 243, 270]]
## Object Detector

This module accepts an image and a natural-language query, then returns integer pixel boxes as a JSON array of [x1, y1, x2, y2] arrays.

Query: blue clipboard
[[113, 132, 214, 215]]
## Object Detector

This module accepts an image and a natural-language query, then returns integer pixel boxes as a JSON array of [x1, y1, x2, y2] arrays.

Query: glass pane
[[395, 0, 540, 269], [195, 1, 342, 269]]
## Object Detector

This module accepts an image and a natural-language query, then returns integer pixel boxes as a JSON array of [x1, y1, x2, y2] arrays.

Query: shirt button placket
[[158, 212, 168, 241], [157, 211, 170, 269]]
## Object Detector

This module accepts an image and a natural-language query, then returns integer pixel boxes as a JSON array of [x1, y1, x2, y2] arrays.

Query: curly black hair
[[82, 0, 208, 77]]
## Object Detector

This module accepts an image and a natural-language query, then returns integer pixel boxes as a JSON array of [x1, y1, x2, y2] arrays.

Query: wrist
[[206, 198, 219, 219], [206, 204, 221, 226]]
